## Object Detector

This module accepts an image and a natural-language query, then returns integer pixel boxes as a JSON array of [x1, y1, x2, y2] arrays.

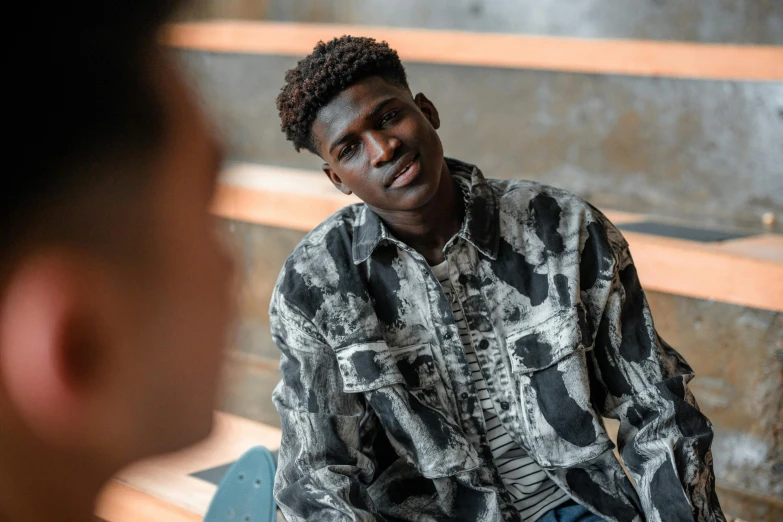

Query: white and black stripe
[[431, 261, 570, 521]]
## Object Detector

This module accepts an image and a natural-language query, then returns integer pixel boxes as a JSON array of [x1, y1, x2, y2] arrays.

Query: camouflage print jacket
[[270, 158, 725, 522]]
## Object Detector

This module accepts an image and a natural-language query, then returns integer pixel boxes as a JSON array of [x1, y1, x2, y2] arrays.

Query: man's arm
[[586, 217, 725, 522], [271, 294, 386, 522]]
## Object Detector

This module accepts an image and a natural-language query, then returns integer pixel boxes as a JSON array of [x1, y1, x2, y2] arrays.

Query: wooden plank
[[211, 163, 783, 312], [96, 412, 283, 521], [95, 481, 201, 522], [164, 20, 783, 81], [600, 210, 647, 225], [212, 163, 358, 231], [714, 233, 783, 264], [623, 232, 783, 312], [110, 468, 217, 518]]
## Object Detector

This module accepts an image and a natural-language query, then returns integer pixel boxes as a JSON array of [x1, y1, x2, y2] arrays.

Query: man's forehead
[[315, 77, 408, 132]]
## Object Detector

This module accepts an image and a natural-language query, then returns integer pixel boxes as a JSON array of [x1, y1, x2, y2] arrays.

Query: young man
[[271, 37, 724, 522], [0, 2, 233, 521]]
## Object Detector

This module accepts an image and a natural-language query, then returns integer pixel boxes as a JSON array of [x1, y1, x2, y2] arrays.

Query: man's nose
[[368, 131, 401, 168]]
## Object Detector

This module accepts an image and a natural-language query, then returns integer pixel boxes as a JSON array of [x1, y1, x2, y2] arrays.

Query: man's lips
[[386, 153, 420, 188]]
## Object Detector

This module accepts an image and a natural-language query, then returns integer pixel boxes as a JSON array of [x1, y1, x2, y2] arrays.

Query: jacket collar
[[352, 157, 499, 264]]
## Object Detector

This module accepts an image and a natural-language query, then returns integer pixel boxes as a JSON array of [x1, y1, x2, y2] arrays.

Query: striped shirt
[[431, 260, 570, 521]]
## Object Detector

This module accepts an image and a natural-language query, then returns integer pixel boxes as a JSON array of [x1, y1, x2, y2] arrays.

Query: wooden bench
[[96, 412, 283, 522], [165, 20, 783, 81], [213, 162, 783, 313]]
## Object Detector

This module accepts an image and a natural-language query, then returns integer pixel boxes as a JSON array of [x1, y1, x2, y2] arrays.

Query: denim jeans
[[538, 500, 606, 522]]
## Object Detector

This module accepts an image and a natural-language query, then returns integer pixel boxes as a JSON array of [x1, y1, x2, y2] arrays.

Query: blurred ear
[[322, 163, 353, 196], [0, 253, 112, 447], [414, 93, 440, 130]]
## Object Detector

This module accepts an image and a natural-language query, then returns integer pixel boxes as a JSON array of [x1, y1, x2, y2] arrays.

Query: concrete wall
[[217, 219, 783, 520], [180, 51, 783, 232], [183, 0, 783, 45]]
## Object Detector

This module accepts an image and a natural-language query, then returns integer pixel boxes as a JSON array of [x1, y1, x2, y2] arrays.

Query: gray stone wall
[[183, 0, 783, 45]]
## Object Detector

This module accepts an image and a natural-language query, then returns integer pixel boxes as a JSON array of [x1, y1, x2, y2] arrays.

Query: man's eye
[[380, 110, 400, 127], [339, 143, 357, 160]]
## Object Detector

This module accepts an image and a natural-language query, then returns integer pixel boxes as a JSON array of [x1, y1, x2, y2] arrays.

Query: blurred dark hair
[[2, 0, 182, 265]]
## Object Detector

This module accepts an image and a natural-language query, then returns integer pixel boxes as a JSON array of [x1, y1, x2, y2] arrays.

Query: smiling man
[[271, 36, 724, 522]]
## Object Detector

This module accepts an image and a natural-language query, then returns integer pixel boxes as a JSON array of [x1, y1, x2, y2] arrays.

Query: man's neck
[[372, 160, 464, 265], [0, 441, 109, 522]]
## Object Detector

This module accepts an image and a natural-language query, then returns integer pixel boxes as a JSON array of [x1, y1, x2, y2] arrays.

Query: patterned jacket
[[270, 158, 725, 522]]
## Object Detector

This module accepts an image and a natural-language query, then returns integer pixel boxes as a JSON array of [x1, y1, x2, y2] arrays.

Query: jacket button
[[458, 274, 468, 285], [500, 401, 510, 411], [461, 392, 469, 399], [479, 339, 489, 350]]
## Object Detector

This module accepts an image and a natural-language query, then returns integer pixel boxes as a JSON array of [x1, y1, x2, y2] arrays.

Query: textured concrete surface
[[217, 219, 782, 518], [180, 51, 783, 232], [182, 0, 783, 45], [644, 292, 783, 504]]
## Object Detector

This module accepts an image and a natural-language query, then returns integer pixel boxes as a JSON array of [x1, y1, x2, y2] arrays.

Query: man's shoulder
[[284, 203, 364, 268], [489, 177, 590, 213], [487, 177, 626, 253], [270, 203, 365, 320]]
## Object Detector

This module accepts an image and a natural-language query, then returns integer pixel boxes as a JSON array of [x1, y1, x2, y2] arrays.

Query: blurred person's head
[[0, 1, 233, 519], [277, 36, 448, 215]]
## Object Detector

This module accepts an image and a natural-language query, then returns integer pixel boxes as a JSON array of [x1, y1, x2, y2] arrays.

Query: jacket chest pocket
[[336, 341, 480, 479], [506, 306, 613, 468]]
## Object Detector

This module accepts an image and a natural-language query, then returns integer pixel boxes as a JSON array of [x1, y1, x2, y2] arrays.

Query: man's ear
[[414, 93, 440, 130], [0, 253, 110, 446], [322, 163, 353, 196]]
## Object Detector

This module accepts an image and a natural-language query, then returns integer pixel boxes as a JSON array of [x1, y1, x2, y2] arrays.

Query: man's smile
[[387, 152, 421, 188]]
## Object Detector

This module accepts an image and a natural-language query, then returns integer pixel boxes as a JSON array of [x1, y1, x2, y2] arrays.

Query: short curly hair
[[276, 35, 410, 154]]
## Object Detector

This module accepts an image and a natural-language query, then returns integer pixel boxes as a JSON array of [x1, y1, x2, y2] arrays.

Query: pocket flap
[[506, 306, 591, 374], [336, 342, 405, 393], [389, 343, 439, 390]]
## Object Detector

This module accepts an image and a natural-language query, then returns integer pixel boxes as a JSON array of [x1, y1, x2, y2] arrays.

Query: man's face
[[312, 76, 446, 212], [103, 57, 235, 458], [0, 55, 234, 494]]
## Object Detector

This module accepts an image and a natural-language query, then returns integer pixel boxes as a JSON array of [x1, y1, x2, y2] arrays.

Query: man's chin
[[403, 166, 444, 210], [385, 184, 437, 212], [143, 410, 216, 459], [179, 411, 216, 448]]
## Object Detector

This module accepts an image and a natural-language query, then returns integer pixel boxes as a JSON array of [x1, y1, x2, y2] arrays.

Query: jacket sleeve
[[587, 217, 725, 522], [270, 292, 387, 522]]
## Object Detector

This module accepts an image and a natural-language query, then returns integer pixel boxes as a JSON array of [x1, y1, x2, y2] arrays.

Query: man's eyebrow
[[328, 132, 356, 156], [328, 97, 398, 155], [367, 97, 397, 119]]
